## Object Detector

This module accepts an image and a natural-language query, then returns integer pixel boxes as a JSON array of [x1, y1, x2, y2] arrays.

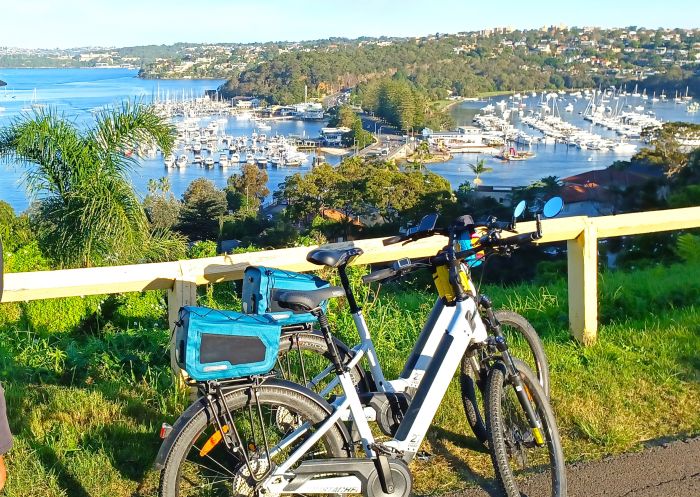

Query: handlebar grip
[[362, 268, 397, 284], [383, 235, 405, 246], [494, 231, 538, 246]]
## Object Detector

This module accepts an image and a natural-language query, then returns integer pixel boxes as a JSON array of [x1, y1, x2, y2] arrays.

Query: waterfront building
[[320, 127, 351, 146]]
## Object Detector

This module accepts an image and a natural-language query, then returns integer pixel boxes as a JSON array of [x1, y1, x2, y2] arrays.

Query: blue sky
[[1, 0, 698, 49]]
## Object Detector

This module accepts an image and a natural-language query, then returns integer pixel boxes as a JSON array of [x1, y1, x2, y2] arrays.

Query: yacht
[[204, 157, 215, 168], [176, 154, 188, 168], [612, 141, 637, 154], [164, 153, 176, 168]]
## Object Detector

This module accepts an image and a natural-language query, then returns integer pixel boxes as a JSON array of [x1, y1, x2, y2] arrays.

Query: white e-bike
[[157, 202, 567, 497]]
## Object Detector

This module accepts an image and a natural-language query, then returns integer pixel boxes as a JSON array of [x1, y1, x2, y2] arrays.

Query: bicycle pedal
[[415, 450, 433, 461]]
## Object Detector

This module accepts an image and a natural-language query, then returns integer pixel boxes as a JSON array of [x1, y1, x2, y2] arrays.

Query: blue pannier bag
[[175, 306, 282, 381], [241, 266, 330, 326]]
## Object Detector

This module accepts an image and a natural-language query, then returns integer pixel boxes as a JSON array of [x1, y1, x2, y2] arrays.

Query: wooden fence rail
[[2, 206, 700, 345]]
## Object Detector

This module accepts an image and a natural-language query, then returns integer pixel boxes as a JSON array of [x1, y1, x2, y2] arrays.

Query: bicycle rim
[[486, 359, 566, 497]]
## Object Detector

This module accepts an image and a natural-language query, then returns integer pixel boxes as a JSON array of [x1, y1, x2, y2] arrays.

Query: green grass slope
[[0, 262, 698, 496]]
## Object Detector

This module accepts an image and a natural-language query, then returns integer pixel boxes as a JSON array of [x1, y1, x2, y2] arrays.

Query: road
[[354, 113, 413, 159], [452, 437, 700, 497]]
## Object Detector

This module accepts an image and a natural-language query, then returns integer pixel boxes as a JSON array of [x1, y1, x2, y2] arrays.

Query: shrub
[[186, 240, 217, 259], [3, 241, 50, 272], [0, 303, 22, 329], [110, 291, 167, 330], [22, 296, 104, 335]]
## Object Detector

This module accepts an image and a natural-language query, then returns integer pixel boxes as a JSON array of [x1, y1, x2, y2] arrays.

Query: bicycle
[[157, 200, 567, 497], [268, 201, 551, 445]]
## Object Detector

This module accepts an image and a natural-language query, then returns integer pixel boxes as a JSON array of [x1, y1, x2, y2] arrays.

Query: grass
[[1, 261, 699, 496]]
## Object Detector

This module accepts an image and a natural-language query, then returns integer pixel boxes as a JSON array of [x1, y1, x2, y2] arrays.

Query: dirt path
[[450, 437, 700, 497]]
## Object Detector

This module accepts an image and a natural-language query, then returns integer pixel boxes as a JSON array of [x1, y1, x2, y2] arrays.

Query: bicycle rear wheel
[[158, 380, 350, 497], [276, 331, 368, 398], [485, 359, 566, 497], [460, 310, 550, 444]]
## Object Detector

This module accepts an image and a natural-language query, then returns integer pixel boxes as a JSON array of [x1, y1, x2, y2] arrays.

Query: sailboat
[[30, 88, 46, 110], [682, 86, 692, 102]]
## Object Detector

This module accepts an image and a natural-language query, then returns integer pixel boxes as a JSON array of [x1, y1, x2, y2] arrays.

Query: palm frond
[[90, 100, 175, 177], [0, 109, 90, 197]]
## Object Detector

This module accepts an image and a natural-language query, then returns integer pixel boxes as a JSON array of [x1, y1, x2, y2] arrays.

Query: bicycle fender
[[153, 395, 209, 470]]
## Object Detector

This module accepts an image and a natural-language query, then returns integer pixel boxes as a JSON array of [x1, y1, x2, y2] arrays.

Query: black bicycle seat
[[276, 286, 346, 312], [306, 247, 364, 268]]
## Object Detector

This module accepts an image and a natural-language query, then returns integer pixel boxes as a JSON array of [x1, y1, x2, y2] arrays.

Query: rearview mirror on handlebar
[[543, 197, 564, 219], [512, 200, 526, 229]]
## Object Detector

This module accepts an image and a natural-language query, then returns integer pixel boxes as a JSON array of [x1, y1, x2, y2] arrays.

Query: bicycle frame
[[311, 297, 448, 402], [262, 295, 488, 495]]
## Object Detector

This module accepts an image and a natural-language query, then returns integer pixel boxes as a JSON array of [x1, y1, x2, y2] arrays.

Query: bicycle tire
[[460, 309, 550, 444], [485, 358, 566, 497], [159, 380, 350, 497]]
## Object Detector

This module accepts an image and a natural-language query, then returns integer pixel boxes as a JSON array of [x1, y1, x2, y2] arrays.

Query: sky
[[0, 0, 699, 49]]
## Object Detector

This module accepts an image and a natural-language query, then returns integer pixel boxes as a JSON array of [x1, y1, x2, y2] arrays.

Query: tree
[[468, 159, 493, 185], [144, 176, 181, 231], [178, 178, 227, 240], [226, 164, 270, 215], [0, 102, 177, 267], [529, 176, 563, 196], [638, 122, 700, 179]]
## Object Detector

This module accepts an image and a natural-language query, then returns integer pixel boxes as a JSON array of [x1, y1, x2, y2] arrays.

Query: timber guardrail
[[2, 206, 700, 345]]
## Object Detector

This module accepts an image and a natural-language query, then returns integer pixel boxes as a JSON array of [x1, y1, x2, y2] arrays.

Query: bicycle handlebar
[[365, 228, 541, 285]]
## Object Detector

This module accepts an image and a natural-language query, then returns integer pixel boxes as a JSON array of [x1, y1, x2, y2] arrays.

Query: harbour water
[[1, 68, 699, 212], [0, 68, 342, 212]]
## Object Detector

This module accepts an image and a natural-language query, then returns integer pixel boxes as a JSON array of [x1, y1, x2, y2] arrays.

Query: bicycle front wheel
[[460, 310, 550, 444], [485, 358, 566, 497], [159, 380, 350, 497]]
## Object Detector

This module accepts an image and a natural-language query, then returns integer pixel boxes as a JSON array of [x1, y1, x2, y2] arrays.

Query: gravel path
[[450, 436, 700, 497]]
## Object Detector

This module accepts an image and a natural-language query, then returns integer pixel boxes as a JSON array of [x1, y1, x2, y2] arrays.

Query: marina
[[1, 68, 699, 212], [428, 88, 700, 190]]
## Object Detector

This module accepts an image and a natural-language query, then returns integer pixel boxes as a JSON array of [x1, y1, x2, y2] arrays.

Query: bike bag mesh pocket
[[175, 306, 282, 381], [241, 266, 330, 326]]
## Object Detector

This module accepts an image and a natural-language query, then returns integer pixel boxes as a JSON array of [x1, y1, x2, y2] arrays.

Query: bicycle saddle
[[276, 286, 346, 312], [306, 247, 364, 268]]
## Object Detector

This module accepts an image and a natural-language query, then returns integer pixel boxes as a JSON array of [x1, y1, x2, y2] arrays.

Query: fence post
[[567, 220, 598, 345], [167, 275, 197, 381]]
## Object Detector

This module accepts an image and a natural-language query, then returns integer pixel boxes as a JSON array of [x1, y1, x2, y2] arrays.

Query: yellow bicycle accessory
[[433, 265, 472, 303]]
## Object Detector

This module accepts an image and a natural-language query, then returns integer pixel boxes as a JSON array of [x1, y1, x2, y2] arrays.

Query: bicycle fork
[[481, 296, 545, 447]]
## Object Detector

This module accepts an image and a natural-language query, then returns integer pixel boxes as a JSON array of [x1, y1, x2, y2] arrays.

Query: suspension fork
[[481, 295, 545, 446], [495, 343, 545, 446]]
